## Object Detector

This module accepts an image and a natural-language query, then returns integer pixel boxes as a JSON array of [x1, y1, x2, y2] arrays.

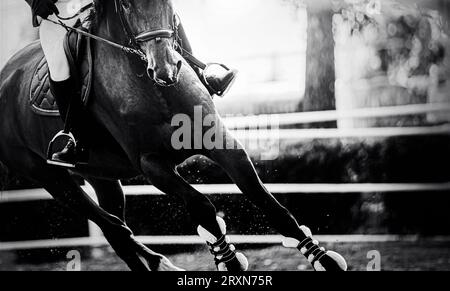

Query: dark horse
[[0, 0, 347, 271]]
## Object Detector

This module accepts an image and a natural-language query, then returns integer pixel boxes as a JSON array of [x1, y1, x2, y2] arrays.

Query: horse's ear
[[93, 0, 105, 7], [92, 0, 105, 13]]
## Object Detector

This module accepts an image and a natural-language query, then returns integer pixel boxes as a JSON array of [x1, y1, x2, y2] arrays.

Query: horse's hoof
[[157, 256, 185, 271], [218, 252, 249, 272], [312, 251, 347, 271]]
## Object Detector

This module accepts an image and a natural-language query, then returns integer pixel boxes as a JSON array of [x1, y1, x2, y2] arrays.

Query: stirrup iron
[[46, 131, 77, 168]]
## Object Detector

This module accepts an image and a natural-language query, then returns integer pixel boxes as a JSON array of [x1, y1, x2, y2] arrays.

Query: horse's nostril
[[176, 60, 182, 74], [147, 68, 155, 80]]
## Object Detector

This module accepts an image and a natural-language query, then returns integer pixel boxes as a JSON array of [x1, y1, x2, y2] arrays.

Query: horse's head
[[116, 0, 182, 86]]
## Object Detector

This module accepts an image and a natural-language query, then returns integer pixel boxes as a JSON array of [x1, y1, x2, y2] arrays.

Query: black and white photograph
[[0, 0, 450, 276]]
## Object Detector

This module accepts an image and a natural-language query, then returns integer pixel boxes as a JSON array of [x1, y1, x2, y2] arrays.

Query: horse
[[0, 0, 347, 271]]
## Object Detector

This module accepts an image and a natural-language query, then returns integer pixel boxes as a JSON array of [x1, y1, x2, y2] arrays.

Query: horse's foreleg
[[140, 155, 248, 271], [206, 133, 347, 271], [86, 178, 182, 271], [38, 173, 157, 271], [26, 163, 161, 271]]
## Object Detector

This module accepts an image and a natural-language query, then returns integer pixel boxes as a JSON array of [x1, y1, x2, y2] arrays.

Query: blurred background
[[1, 0, 450, 270]]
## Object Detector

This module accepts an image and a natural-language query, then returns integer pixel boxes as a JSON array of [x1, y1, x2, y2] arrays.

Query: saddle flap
[[29, 55, 59, 116], [29, 20, 93, 116]]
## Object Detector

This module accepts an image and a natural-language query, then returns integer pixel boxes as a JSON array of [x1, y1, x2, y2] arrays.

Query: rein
[[45, 17, 147, 60]]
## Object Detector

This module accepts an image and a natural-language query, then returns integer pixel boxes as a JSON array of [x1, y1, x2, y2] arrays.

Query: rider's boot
[[51, 138, 88, 168], [200, 64, 238, 97], [283, 226, 348, 271], [198, 216, 249, 271], [48, 77, 89, 168], [177, 22, 238, 97]]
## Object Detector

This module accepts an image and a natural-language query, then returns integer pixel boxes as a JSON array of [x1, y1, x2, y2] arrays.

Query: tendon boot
[[197, 217, 249, 271], [282, 226, 347, 271]]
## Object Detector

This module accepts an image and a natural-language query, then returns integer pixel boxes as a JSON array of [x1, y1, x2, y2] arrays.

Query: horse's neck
[[91, 5, 214, 116], [95, 3, 128, 49], [92, 10, 151, 96]]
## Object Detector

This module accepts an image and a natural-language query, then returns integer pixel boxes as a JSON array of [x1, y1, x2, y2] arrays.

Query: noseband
[[114, 0, 178, 53]]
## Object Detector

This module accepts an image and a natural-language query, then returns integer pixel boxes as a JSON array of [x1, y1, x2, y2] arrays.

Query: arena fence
[[1, 182, 450, 251], [234, 124, 450, 140], [225, 102, 450, 128], [2, 183, 450, 204], [1, 103, 450, 251], [2, 235, 450, 252]]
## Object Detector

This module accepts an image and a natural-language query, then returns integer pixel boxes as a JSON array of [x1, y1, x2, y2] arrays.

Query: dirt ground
[[1, 241, 449, 271]]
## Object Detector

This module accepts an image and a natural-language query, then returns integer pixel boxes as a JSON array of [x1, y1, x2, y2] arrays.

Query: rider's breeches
[[39, 19, 71, 82], [39, 0, 91, 82]]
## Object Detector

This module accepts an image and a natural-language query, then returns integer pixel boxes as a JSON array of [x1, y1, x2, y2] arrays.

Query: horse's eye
[[121, 0, 131, 10], [173, 14, 180, 28]]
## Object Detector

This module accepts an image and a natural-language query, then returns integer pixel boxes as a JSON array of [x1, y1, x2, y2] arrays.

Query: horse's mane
[[86, 0, 104, 29]]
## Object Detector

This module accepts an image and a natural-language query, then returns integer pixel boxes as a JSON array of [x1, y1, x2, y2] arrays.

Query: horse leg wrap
[[197, 217, 249, 271], [282, 226, 347, 271]]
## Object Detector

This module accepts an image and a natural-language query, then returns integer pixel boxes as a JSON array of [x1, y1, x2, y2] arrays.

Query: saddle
[[29, 21, 93, 117]]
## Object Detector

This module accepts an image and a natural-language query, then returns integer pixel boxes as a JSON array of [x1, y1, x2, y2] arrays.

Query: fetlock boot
[[197, 216, 248, 271], [282, 226, 347, 271]]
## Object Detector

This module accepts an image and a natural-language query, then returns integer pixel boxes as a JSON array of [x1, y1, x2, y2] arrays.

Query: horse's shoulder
[[0, 41, 43, 91]]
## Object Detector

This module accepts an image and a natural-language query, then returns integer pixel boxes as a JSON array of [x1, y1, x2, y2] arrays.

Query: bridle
[[46, 1, 207, 73], [114, 0, 181, 55]]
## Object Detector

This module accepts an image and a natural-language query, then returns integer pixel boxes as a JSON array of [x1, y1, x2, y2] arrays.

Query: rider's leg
[[177, 22, 238, 97], [40, 9, 87, 167], [40, 19, 71, 82]]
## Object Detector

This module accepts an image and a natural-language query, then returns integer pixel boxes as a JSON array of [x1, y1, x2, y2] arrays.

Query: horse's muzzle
[[147, 60, 182, 87], [145, 40, 182, 87]]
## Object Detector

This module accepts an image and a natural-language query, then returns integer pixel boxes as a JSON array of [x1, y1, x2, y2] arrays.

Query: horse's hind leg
[[140, 155, 248, 271], [206, 133, 347, 271], [86, 178, 183, 271], [207, 147, 306, 239]]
